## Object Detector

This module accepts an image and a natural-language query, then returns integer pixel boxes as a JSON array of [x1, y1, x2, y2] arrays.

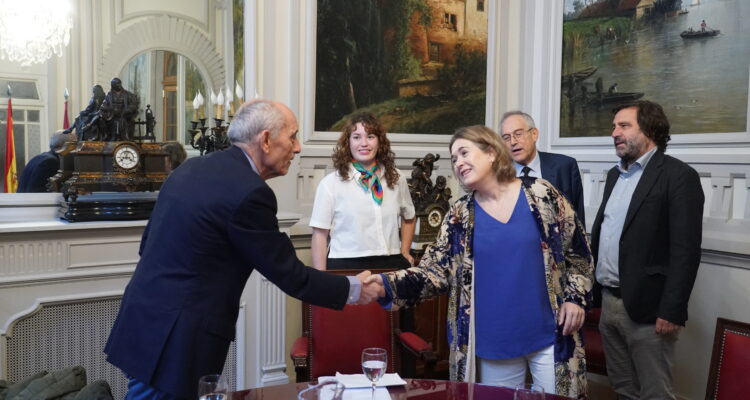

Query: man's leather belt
[[604, 286, 622, 298]]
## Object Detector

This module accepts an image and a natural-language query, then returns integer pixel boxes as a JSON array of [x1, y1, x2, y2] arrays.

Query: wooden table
[[229, 378, 573, 399]]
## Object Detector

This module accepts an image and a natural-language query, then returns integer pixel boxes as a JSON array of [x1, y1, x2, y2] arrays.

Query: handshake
[[354, 270, 386, 305]]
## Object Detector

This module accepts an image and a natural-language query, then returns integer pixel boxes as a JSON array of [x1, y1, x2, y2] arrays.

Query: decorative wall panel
[[0, 241, 66, 276]]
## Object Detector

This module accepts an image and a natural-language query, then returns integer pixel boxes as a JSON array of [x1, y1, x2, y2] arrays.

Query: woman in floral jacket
[[372, 125, 593, 398]]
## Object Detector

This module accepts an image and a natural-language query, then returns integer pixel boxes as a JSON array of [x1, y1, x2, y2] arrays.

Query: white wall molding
[[114, 0, 212, 34], [98, 14, 225, 90], [0, 267, 135, 288], [701, 250, 750, 270]]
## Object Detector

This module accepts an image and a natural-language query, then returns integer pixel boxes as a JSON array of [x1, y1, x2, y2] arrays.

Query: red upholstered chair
[[705, 317, 750, 400], [290, 270, 437, 382], [582, 307, 607, 375]]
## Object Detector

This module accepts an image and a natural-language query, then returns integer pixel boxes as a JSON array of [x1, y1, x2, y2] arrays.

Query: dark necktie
[[521, 166, 532, 178]]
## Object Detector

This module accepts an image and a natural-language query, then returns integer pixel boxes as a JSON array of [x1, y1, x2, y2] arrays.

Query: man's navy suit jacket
[[105, 145, 350, 399], [17, 150, 58, 192], [538, 151, 586, 225]]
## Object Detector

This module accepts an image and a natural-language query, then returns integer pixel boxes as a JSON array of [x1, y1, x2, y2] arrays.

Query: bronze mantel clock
[[49, 78, 174, 221], [48, 141, 169, 221]]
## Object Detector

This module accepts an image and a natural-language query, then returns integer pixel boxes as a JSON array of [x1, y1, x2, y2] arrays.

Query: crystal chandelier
[[0, 0, 73, 66]]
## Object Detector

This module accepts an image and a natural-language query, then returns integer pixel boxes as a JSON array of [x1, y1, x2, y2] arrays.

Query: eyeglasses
[[501, 128, 534, 142]]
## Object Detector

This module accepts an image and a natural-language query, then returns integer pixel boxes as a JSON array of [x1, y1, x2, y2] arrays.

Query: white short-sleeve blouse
[[309, 166, 416, 258]]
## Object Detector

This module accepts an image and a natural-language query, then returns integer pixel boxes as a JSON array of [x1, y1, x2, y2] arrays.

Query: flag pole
[[4, 85, 18, 193], [63, 88, 70, 130]]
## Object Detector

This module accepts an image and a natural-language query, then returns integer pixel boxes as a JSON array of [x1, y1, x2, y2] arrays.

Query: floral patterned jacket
[[382, 178, 594, 398]]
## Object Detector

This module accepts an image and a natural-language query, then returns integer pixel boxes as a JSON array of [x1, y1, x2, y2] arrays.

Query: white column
[[238, 212, 299, 388]]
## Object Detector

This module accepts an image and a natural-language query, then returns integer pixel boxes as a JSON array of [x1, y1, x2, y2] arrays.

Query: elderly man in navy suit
[[105, 100, 382, 400], [500, 111, 586, 225]]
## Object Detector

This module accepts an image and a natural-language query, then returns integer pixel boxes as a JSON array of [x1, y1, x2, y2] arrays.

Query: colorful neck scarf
[[352, 162, 383, 205]]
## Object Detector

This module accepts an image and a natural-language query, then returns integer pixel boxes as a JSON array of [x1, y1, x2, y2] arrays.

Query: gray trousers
[[599, 290, 679, 400]]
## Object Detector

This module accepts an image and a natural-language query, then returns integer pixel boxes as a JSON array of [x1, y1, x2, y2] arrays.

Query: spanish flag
[[4, 97, 17, 193], [63, 88, 70, 129]]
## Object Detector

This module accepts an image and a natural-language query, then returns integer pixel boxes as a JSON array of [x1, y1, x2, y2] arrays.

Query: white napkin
[[330, 372, 406, 388]]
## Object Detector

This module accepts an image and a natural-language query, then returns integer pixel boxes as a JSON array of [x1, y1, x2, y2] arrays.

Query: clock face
[[427, 208, 444, 227], [114, 145, 140, 169]]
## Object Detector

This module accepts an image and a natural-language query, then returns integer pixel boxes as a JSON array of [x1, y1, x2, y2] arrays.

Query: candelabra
[[188, 117, 232, 155]]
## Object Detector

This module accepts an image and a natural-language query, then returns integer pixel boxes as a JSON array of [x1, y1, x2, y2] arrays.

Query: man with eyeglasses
[[500, 110, 585, 225]]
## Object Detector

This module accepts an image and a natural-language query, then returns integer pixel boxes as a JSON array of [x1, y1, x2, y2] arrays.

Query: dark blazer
[[104, 145, 350, 399], [539, 151, 586, 225], [17, 150, 59, 192], [590, 151, 704, 325]]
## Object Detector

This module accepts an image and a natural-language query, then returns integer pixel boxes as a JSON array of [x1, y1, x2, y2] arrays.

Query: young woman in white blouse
[[310, 113, 416, 271]]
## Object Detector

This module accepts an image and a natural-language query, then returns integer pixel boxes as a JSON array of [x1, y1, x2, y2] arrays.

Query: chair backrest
[[582, 307, 607, 376], [299, 268, 401, 381], [307, 301, 399, 380], [705, 317, 750, 400]]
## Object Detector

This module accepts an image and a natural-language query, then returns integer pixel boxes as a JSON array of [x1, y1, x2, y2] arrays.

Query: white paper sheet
[[325, 373, 406, 388]]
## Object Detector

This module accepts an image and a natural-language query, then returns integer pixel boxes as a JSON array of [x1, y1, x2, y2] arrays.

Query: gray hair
[[500, 110, 536, 130], [49, 130, 77, 151], [227, 100, 286, 144]]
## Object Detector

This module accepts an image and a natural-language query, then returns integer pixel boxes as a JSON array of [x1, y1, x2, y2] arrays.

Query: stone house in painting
[[409, 0, 487, 68], [396, 0, 488, 96]]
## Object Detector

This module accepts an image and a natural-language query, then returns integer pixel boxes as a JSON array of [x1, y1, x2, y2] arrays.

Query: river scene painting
[[315, 0, 487, 134], [561, 0, 750, 137]]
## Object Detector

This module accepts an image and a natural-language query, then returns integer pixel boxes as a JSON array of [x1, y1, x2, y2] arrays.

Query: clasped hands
[[354, 271, 386, 305]]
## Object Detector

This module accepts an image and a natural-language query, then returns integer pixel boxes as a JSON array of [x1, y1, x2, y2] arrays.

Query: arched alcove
[[98, 15, 225, 89]]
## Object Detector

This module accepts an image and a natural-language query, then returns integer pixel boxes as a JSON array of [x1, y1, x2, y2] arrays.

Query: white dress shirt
[[513, 151, 542, 178]]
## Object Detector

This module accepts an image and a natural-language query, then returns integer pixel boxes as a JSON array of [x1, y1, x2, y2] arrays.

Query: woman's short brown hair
[[449, 125, 516, 184]]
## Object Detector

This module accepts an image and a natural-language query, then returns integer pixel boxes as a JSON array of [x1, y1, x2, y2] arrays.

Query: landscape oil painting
[[561, 0, 750, 137], [315, 0, 488, 135]]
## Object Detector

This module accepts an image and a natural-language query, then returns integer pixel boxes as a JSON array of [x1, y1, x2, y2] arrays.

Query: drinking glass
[[513, 383, 545, 400], [198, 374, 229, 400], [361, 347, 387, 399]]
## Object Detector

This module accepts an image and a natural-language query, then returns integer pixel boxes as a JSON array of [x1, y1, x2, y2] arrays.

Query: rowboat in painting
[[563, 66, 597, 82], [562, 66, 598, 89], [680, 28, 720, 38]]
